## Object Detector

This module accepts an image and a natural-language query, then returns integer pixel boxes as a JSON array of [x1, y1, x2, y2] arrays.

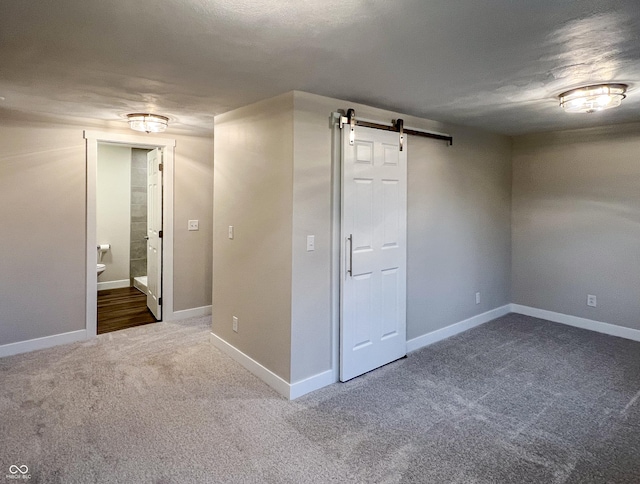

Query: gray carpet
[[1, 313, 639, 483]]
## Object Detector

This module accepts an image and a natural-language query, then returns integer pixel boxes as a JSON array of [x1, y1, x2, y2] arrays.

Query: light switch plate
[[306, 235, 315, 251], [228, 226, 234, 239], [188, 220, 199, 231]]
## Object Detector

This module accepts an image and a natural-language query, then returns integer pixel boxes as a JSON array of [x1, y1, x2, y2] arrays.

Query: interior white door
[[146, 148, 163, 320], [340, 126, 407, 382]]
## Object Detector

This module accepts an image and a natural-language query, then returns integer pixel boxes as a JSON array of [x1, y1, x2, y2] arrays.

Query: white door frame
[[330, 113, 343, 382], [84, 130, 176, 338]]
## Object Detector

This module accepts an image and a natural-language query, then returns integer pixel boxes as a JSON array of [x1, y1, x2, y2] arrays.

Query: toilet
[[97, 245, 110, 277]]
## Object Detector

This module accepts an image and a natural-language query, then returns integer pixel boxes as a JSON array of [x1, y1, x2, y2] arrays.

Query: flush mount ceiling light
[[127, 113, 169, 133], [558, 84, 628, 114]]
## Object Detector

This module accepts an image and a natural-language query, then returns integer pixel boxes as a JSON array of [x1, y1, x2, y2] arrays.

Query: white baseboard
[[169, 305, 212, 321], [209, 332, 336, 400], [510, 304, 640, 342], [209, 332, 290, 398], [290, 369, 336, 400], [407, 304, 512, 353], [97, 279, 130, 291], [132, 278, 148, 295], [0, 329, 87, 358]]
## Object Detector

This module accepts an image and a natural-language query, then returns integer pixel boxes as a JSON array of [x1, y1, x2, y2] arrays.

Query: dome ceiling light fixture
[[558, 84, 628, 114], [127, 113, 169, 133]]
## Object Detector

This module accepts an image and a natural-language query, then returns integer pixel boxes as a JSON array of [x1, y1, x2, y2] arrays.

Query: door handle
[[347, 234, 353, 277], [144, 236, 149, 240]]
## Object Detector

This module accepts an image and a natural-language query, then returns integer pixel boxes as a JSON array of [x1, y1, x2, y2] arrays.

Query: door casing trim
[[84, 130, 176, 338]]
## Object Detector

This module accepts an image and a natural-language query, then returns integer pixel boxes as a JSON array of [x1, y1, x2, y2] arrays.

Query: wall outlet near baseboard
[[587, 295, 597, 307], [475, 292, 481, 305], [232, 316, 238, 332]]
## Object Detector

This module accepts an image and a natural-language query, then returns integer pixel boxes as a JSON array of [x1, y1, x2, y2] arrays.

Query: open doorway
[[96, 144, 163, 333], [84, 130, 176, 339]]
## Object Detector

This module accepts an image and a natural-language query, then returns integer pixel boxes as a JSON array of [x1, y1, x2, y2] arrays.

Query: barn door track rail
[[339, 108, 453, 150]]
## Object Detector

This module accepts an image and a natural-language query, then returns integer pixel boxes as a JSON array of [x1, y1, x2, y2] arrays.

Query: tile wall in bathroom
[[130, 148, 150, 280]]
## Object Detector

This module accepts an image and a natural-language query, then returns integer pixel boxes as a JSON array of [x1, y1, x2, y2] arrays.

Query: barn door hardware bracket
[[338, 109, 356, 146], [395, 119, 405, 151], [347, 109, 356, 145]]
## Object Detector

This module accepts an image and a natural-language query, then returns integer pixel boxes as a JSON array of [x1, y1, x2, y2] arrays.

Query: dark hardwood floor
[[97, 286, 157, 334]]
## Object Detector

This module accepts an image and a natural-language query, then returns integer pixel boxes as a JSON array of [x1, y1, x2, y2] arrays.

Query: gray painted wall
[[512, 123, 640, 330], [405, 117, 512, 338], [212, 93, 294, 381], [0, 113, 213, 346], [173, 136, 214, 311], [289, 93, 334, 382], [0, 120, 86, 345]]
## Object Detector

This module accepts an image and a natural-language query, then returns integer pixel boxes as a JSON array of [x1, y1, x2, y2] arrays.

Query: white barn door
[[146, 148, 163, 320], [340, 126, 407, 382]]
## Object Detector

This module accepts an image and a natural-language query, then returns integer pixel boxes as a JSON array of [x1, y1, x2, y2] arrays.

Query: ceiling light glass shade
[[127, 113, 169, 133], [559, 84, 627, 114]]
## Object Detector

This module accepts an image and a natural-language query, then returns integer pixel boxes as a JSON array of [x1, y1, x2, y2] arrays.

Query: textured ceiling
[[1, 0, 639, 135]]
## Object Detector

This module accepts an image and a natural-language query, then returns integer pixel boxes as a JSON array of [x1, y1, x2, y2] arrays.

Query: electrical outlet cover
[[306, 235, 315, 251]]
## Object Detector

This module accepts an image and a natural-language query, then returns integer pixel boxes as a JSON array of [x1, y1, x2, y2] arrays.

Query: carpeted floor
[[1, 313, 639, 483]]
